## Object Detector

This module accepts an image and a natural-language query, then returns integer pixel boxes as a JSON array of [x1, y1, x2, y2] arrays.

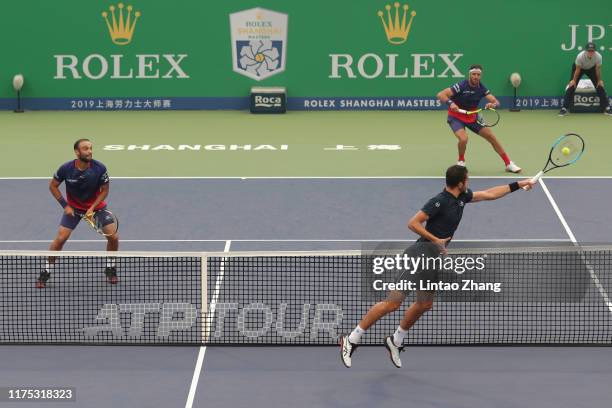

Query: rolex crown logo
[[377, 2, 416, 45], [102, 2, 141, 45]]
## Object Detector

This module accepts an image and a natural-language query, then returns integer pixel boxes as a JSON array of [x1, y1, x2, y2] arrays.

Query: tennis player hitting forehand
[[340, 165, 534, 368], [37, 139, 119, 288]]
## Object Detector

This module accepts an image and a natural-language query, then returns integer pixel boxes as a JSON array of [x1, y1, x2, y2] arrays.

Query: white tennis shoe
[[340, 335, 358, 368], [505, 161, 522, 173], [384, 336, 404, 368]]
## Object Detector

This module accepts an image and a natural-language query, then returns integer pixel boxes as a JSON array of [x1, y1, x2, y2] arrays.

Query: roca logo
[[255, 96, 282, 104], [574, 95, 599, 106], [255, 95, 282, 107]]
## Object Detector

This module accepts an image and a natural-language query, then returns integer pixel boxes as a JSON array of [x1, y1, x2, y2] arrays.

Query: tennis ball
[[562, 147, 571, 155]]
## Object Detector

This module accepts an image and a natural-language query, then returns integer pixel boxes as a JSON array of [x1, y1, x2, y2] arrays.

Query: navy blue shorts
[[60, 207, 113, 230], [447, 115, 483, 134], [394, 242, 441, 300]]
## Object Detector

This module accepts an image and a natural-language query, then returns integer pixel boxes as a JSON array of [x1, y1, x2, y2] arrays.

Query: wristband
[[509, 182, 519, 192], [57, 197, 68, 208], [446, 100, 453, 106]]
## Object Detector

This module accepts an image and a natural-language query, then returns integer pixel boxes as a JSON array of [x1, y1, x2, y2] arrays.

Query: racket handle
[[523, 171, 544, 190], [530, 171, 544, 183], [456, 109, 467, 114]]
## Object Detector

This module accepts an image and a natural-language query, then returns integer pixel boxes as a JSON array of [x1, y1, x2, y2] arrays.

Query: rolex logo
[[102, 3, 141, 45], [377, 2, 416, 45]]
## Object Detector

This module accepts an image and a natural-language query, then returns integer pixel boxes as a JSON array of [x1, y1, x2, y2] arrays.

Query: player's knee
[[415, 300, 433, 313], [455, 133, 468, 143], [55, 230, 72, 244]]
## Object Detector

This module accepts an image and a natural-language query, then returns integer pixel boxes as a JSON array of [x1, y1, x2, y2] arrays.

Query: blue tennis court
[[1, 177, 611, 407]]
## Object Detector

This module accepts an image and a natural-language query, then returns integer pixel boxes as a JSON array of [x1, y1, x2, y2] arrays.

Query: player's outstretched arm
[[472, 179, 535, 202]]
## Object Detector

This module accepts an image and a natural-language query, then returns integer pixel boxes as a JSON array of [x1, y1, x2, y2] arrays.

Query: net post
[[200, 255, 208, 344]]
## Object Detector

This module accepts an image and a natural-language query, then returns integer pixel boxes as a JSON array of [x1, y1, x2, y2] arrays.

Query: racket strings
[[84, 210, 119, 236], [550, 135, 584, 167], [98, 211, 119, 236], [477, 109, 499, 127]]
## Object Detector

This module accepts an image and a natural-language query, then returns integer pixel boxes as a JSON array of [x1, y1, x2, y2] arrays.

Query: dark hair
[[446, 165, 468, 187], [469, 64, 483, 71], [73, 138, 90, 150]]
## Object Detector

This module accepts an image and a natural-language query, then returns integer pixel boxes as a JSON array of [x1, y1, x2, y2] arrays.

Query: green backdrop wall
[[1, 0, 610, 110]]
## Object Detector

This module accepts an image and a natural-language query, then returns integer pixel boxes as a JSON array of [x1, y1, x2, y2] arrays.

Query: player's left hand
[[597, 80, 604, 88], [518, 179, 536, 191], [485, 102, 497, 110]]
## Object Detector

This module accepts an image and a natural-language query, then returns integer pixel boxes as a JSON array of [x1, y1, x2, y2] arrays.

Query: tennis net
[[1, 246, 611, 345]]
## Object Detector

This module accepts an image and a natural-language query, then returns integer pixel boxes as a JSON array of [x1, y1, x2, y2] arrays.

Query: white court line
[[1, 176, 612, 180], [185, 240, 231, 408], [539, 179, 612, 313], [0, 238, 570, 244]]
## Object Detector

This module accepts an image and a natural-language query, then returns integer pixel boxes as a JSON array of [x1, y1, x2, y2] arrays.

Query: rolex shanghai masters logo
[[229, 8, 288, 81]]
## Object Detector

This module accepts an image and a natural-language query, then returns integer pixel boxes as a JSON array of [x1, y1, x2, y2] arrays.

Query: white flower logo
[[239, 40, 280, 78]]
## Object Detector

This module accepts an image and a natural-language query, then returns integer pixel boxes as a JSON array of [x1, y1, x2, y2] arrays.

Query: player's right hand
[[519, 179, 536, 191], [568, 80, 576, 88], [64, 206, 75, 217], [434, 237, 451, 254]]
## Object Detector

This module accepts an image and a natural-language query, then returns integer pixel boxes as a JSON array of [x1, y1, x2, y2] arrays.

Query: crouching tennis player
[[37, 139, 119, 288]]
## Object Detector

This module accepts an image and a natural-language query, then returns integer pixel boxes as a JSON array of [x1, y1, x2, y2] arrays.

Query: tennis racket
[[456, 107, 500, 127], [524, 133, 585, 189], [82, 209, 119, 237]]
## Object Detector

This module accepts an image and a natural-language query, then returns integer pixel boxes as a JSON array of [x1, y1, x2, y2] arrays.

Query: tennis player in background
[[340, 165, 534, 368], [437, 64, 522, 173], [36, 139, 119, 288]]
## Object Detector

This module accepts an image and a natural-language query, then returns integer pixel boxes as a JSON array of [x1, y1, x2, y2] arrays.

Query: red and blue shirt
[[53, 160, 109, 210], [448, 80, 490, 123]]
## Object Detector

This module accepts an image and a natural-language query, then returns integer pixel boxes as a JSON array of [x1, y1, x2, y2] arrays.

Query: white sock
[[44, 261, 55, 273], [393, 326, 409, 347], [106, 257, 116, 269], [348, 325, 366, 344]]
